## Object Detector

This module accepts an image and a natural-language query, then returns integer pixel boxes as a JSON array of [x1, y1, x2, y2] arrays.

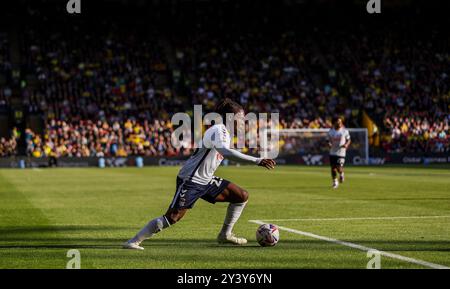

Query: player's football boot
[[339, 174, 345, 183], [122, 240, 144, 250], [217, 233, 248, 245], [332, 179, 339, 189]]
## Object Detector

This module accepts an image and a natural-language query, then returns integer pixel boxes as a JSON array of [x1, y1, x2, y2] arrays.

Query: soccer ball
[[256, 223, 279, 247]]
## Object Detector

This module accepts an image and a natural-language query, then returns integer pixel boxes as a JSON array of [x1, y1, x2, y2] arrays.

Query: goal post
[[262, 128, 369, 165]]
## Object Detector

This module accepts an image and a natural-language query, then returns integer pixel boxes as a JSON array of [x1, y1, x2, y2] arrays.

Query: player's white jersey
[[328, 127, 350, 157], [178, 124, 231, 185]]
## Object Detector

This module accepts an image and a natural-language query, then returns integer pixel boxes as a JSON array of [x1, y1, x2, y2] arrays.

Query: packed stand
[[382, 115, 449, 153], [1, 14, 448, 157], [0, 128, 19, 157], [20, 20, 181, 123], [24, 119, 193, 158]]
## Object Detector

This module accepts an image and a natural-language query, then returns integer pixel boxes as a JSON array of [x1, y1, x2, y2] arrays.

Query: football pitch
[[0, 165, 449, 269]]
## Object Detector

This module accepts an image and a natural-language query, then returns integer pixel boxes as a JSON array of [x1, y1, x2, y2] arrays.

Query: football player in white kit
[[328, 117, 351, 189], [123, 98, 276, 250]]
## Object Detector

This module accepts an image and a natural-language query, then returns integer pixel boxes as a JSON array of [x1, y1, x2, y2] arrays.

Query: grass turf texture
[[0, 166, 449, 269]]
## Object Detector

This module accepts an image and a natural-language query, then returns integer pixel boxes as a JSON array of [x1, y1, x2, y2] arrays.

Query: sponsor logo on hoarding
[[402, 157, 422, 164], [423, 157, 447, 164], [352, 155, 368, 165], [368, 157, 386, 165], [158, 158, 186, 166], [302, 154, 323, 166]]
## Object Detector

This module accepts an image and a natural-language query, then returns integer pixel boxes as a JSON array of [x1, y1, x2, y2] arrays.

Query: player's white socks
[[130, 216, 170, 244], [332, 178, 339, 188], [220, 201, 248, 236]]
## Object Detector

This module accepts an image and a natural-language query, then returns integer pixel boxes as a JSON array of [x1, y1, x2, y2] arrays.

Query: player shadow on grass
[[0, 238, 448, 252], [350, 197, 450, 201], [0, 225, 130, 235], [0, 244, 120, 249], [1, 227, 448, 251]]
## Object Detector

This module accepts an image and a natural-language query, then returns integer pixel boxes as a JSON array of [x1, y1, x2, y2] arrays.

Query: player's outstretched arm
[[216, 147, 275, 170], [216, 147, 260, 164]]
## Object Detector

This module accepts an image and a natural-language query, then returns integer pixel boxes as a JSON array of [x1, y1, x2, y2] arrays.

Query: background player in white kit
[[123, 98, 276, 250], [328, 117, 351, 189]]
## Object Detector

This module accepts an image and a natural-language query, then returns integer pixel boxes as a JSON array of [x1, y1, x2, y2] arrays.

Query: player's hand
[[258, 159, 276, 170]]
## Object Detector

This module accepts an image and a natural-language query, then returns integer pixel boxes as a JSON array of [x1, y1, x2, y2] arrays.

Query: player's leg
[[331, 166, 339, 188], [125, 208, 187, 248], [214, 182, 248, 203], [331, 165, 338, 181], [164, 207, 188, 224], [124, 178, 190, 250], [337, 157, 345, 183], [214, 182, 249, 245], [330, 156, 339, 188], [124, 211, 175, 250], [337, 164, 345, 183]]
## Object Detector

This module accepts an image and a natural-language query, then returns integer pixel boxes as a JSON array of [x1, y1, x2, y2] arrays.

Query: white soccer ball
[[256, 223, 280, 247]]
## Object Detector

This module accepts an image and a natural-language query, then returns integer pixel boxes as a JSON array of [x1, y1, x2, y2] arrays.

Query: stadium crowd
[[0, 127, 18, 157], [0, 7, 448, 157], [382, 115, 448, 153], [20, 22, 176, 122], [23, 119, 187, 158]]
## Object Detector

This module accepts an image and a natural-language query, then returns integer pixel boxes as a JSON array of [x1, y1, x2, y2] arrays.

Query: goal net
[[262, 128, 369, 166]]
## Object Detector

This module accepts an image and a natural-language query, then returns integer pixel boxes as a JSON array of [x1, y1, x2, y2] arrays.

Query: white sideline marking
[[249, 220, 449, 269], [253, 215, 450, 222]]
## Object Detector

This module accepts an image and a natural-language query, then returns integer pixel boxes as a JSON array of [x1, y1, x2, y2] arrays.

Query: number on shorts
[[210, 177, 223, 187]]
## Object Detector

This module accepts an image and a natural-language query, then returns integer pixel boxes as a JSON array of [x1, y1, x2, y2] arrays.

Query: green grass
[[0, 165, 449, 269]]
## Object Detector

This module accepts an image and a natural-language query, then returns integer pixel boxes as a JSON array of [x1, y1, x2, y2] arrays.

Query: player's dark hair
[[215, 98, 244, 120], [332, 116, 343, 124]]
